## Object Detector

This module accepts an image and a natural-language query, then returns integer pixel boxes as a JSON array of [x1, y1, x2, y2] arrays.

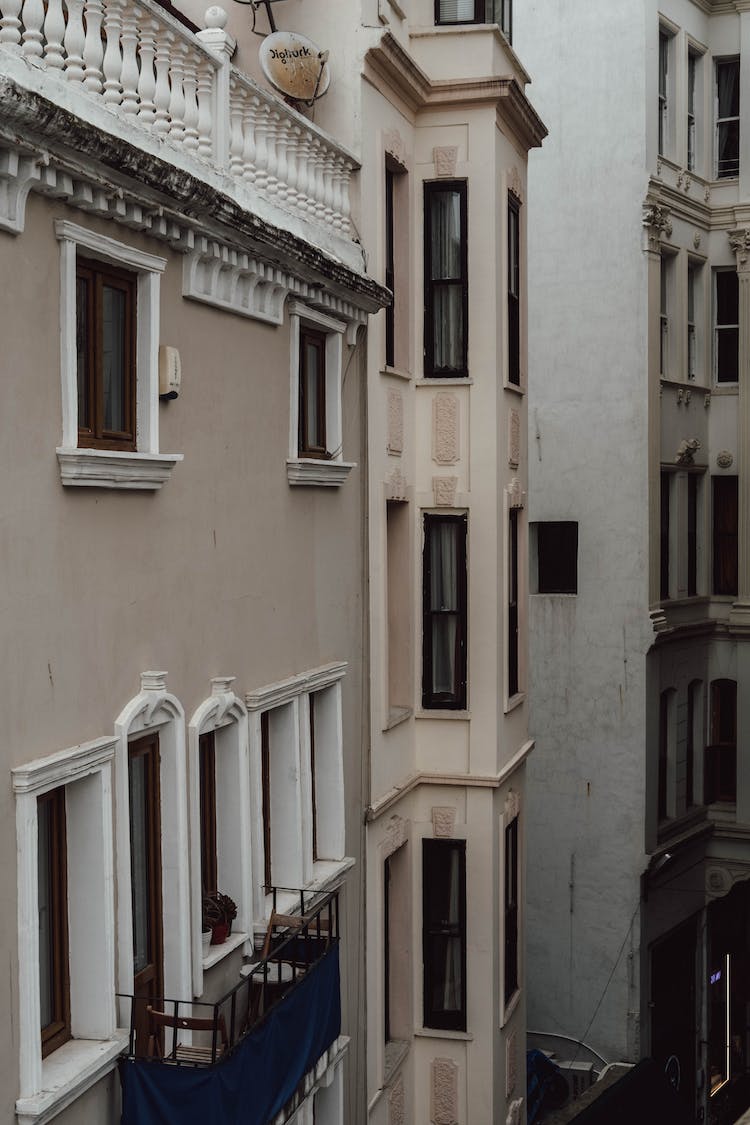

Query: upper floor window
[[435, 0, 509, 32], [658, 689, 673, 821], [714, 270, 738, 383], [660, 252, 675, 377], [38, 788, 70, 1059], [198, 732, 218, 897], [385, 166, 396, 369], [687, 260, 699, 380], [508, 507, 519, 697], [687, 51, 698, 171], [508, 194, 521, 385], [422, 513, 468, 709], [504, 816, 519, 1004], [660, 470, 671, 601], [423, 839, 466, 1031], [298, 326, 327, 459], [705, 679, 737, 804], [716, 58, 740, 179], [658, 31, 671, 156], [424, 181, 468, 377], [713, 475, 738, 596], [76, 258, 136, 451], [534, 521, 578, 594]]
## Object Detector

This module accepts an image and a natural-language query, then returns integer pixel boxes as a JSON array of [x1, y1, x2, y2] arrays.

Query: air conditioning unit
[[557, 1060, 595, 1100]]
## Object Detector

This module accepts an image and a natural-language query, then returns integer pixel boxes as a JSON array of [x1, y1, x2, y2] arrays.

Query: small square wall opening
[[533, 521, 578, 594]]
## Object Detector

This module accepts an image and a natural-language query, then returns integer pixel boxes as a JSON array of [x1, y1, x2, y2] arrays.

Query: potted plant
[[202, 891, 238, 946]]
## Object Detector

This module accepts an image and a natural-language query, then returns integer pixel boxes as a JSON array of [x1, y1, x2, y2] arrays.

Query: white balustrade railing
[[0, 0, 356, 236]]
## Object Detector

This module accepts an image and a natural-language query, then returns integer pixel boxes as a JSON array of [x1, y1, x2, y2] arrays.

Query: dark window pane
[[537, 521, 578, 594], [713, 476, 738, 595], [102, 285, 127, 433], [717, 59, 739, 117], [424, 182, 467, 377], [38, 799, 53, 1031], [716, 271, 738, 324], [688, 475, 698, 597], [423, 840, 466, 1030], [432, 285, 464, 371], [504, 818, 518, 1002], [199, 732, 217, 897], [129, 753, 150, 976], [429, 191, 462, 279], [661, 474, 670, 600], [436, 0, 477, 22], [423, 515, 467, 709], [76, 276, 90, 431]]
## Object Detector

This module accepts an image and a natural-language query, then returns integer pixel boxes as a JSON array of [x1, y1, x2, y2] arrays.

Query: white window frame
[[188, 678, 253, 995], [715, 56, 740, 180], [713, 266, 739, 385], [13, 737, 126, 1125], [54, 220, 182, 490], [246, 663, 351, 927], [114, 673, 192, 1018], [658, 29, 673, 158], [287, 301, 356, 487]]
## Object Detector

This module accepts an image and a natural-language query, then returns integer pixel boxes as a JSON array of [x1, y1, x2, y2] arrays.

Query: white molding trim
[[287, 459, 356, 487], [114, 673, 192, 1016], [57, 449, 183, 490], [12, 736, 116, 795], [15, 1033, 129, 1125], [287, 301, 347, 335], [188, 679, 252, 997], [245, 662, 348, 712], [54, 221, 168, 274], [183, 241, 315, 324]]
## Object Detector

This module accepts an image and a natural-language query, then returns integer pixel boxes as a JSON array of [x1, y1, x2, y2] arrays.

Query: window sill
[[16, 1032, 129, 1125], [501, 987, 522, 1027], [504, 381, 524, 397], [504, 691, 526, 715], [381, 365, 412, 382], [383, 1039, 410, 1086], [383, 706, 413, 732], [711, 385, 738, 395], [286, 458, 356, 487], [202, 929, 249, 971], [414, 1026, 472, 1041], [416, 377, 473, 387], [57, 448, 183, 490], [415, 708, 470, 721]]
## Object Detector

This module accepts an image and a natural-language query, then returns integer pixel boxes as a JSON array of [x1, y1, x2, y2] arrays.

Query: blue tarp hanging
[[119, 945, 341, 1125]]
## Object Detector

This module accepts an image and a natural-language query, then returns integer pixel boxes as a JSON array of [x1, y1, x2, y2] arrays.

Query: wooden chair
[[146, 1005, 228, 1065]]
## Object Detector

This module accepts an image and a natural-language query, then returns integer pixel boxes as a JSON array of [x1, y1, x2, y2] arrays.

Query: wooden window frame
[[128, 734, 164, 1031], [298, 325, 328, 459], [422, 839, 467, 1032], [424, 180, 468, 378], [198, 731, 218, 897], [310, 694, 318, 863], [508, 508, 519, 697], [261, 711, 272, 893], [384, 854, 392, 1043], [38, 787, 71, 1058], [385, 165, 395, 368], [422, 513, 468, 710], [504, 817, 519, 1005], [76, 256, 137, 451], [508, 194, 521, 386]]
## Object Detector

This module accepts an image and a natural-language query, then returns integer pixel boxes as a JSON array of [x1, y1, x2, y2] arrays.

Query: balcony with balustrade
[[0, 0, 372, 294]]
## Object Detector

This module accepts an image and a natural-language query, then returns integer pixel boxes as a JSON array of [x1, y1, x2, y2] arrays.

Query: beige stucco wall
[[0, 188, 368, 1122]]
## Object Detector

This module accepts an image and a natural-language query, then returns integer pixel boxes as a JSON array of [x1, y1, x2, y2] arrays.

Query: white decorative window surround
[[188, 678, 252, 995], [114, 673, 192, 1015], [246, 663, 351, 925], [287, 301, 356, 487], [54, 221, 182, 490], [13, 737, 127, 1125]]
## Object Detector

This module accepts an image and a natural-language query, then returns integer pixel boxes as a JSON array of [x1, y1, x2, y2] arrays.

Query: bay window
[[423, 839, 466, 1031], [424, 181, 468, 377], [422, 513, 468, 709], [716, 59, 740, 179]]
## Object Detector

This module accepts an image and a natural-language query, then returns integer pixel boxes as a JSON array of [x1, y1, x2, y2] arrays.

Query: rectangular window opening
[[298, 326, 328, 458], [424, 181, 468, 377], [713, 475, 738, 596], [504, 817, 519, 1005], [716, 58, 740, 179], [38, 787, 71, 1058], [705, 680, 737, 804], [714, 271, 739, 384], [199, 731, 217, 897], [423, 839, 466, 1031], [76, 257, 136, 451], [422, 513, 468, 710], [535, 520, 578, 595], [508, 195, 520, 386], [508, 508, 519, 697]]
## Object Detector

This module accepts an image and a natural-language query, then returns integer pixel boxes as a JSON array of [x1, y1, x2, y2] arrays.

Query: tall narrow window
[[199, 731, 217, 896], [384, 855, 392, 1043], [705, 680, 737, 804], [535, 521, 578, 594], [716, 59, 740, 179], [658, 32, 669, 156], [687, 52, 697, 171], [686, 680, 699, 808], [423, 839, 466, 1031], [504, 817, 519, 1004], [508, 508, 519, 696], [714, 271, 739, 383], [261, 711, 272, 892], [661, 471, 671, 600], [713, 476, 738, 596], [76, 258, 136, 451], [385, 166, 395, 368], [687, 473, 698, 597], [38, 787, 70, 1057], [422, 514, 468, 709], [298, 326, 327, 457], [687, 261, 698, 380], [129, 734, 163, 1051], [660, 254, 672, 377], [424, 182, 468, 377], [658, 691, 670, 821], [309, 694, 318, 863], [387, 499, 412, 713], [508, 195, 520, 385]]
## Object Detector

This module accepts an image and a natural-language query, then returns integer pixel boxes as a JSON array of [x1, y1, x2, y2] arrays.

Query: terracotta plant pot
[[211, 922, 229, 946]]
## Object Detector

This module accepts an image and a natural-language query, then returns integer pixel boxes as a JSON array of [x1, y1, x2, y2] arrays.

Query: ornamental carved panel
[[389, 1075, 405, 1125], [507, 477, 525, 509], [508, 166, 523, 203], [433, 394, 459, 465], [384, 128, 407, 170], [508, 410, 520, 469], [388, 390, 404, 455], [504, 789, 521, 826], [506, 1031, 517, 1098], [431, 1058, 459, 1125], [433, 146, 458, 177], [433, 476, 458, 507], [384, 814, 407, 858], [432, 807, 456, 838], [386, 467, 408, 502]]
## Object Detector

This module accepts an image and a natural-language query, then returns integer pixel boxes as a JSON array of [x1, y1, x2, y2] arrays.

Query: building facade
[[516, 1, 750, 1122], [0, 2, 386, 1121]]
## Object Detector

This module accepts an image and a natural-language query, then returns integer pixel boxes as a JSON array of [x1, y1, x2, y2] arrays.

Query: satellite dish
[[259, 31, 330, 103]]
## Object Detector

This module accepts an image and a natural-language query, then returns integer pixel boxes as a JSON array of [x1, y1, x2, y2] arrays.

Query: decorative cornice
[[245, 661, 347, 711], [729, 228, 750, 270], [286, 458, 356, 487], [56, 449, 183, 490], [13, 736, 117, 795], [365, 33, 546, 150]]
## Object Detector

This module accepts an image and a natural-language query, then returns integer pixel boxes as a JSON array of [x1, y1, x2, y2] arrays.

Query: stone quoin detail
[[506, 1031, 517, 1098], [388, 1075, 405, 1125]]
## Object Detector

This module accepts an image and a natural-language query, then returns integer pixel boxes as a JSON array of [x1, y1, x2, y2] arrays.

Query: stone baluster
[[196, 60, 213, 159], [0, 0, 24, 50], [339, 166, 351, 232], [82, 0, 105, 93], [136, 17, 156, 123], [241, 94, 258, 184], [42, 0, 65, 69], [20, 0, 44, 58], [167, 35, 186, 141], [313, 141, 329, 223], [295, 134, 311, 214], [118, 3, 140, 113], [331, 162, 345, 230], [229, 81, 245, 176], [265, 110, 282, 198], [274, 121, 289, 208], [102, 0, 124, 106], [284, 122, 300, 211], [196, 6, 234, 167], [62, 0, 86, 82], [181, 47, 200, 150], [253, 105, 269, 191], [321, 151, 336, 226], [152, 29, 171, 134]]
